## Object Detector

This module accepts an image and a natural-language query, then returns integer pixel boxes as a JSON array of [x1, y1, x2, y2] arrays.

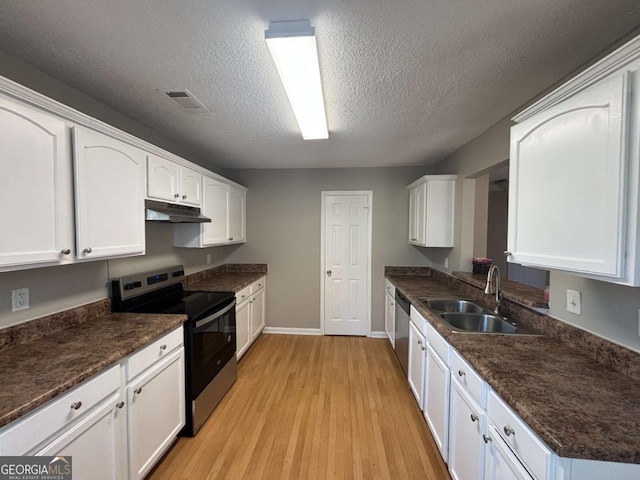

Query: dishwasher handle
[[395, 290, 411, 315]]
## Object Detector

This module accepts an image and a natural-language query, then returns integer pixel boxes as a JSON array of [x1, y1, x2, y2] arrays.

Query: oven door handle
[[195, 299, 236, 329]]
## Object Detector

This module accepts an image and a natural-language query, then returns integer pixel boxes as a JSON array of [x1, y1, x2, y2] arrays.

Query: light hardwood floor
[[149, 334, 451, 480]]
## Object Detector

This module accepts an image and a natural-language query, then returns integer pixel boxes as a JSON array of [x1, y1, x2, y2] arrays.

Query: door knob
[[326, 270, 332, 277]]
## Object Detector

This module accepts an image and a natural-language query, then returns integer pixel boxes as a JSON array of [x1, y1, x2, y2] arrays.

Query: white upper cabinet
[[508, 37, 640, 285], [0, 95, 74, 270], [408, 175, 456, 248], [147, 155, 202, 207], [73, 127, 146, 260], [174, 177, 247, 248]]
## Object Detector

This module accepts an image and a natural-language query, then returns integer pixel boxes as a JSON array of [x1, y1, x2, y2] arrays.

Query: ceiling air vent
[[165, 89, 212, 114]]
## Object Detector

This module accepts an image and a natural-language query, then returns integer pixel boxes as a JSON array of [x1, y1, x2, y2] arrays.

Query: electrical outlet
[[566, 289, 581, 315], [206, 254, 212, 265], [12, 288, 30, 312], [444, 257, 449, 268], [637, 309, 640, 338]]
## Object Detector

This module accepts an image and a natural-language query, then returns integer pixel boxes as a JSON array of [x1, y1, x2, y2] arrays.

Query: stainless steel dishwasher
[[394, 290, 410, 375]]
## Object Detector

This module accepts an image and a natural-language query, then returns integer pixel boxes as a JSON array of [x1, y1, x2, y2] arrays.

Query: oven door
[[186, 298, 236, 399]]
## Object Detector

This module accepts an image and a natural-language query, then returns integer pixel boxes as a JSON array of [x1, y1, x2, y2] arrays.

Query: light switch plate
[[566, 289, 581, 315]]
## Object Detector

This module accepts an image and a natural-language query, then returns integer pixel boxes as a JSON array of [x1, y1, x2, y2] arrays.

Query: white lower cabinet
[[385, 291, 395, 348], [127, 348, 185, 480], [408, 320, 426, 409], [485, 424, 534, 480], [424, 343, 450, 462], [236, 277, 266, 360], [0, 328, 185, 480], [448, 378, 485, 480]]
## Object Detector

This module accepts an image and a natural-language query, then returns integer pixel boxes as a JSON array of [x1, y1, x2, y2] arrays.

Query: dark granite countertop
[[0, 312, 186, 428], [184, 264, 267, 293], [387, 274, 640, 464]]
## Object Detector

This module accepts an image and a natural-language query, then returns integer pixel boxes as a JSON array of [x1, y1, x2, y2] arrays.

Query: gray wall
[[0, 224, 236, 328], [224, 167, 434, 333], [487, 190, 509, 273]]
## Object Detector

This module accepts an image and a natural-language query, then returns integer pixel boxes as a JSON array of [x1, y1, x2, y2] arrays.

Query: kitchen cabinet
[[448, 377, 485, 480], [424, 342, 450, 462], [385, 286, 395, 348], [127, 347, 185, 480], [408, 320, 426, 409], [0, 94, 74, 271], [147, 154, 202, 207], [484, 424, 534, 480], [73, 126, 146, 260], [407, 175, 456, 248], [508, 38, 640, 285], [0, 365, 126, 478], [236, 277, 266, 360], [174, 177, 247, 247]]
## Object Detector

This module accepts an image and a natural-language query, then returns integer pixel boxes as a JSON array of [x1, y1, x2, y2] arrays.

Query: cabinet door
[[0, 95, 74, 268], [36, 393, 127, 480], [250, 287, 265, 341], [508, 72, 630, 277], [127, 349, 185, 480], [202, 177, 229, 245], [485, 425, 534, 480], [448, 378, 485, 480], [147, 155, 179, 202], [424, 344, 450, 462], [180, 167, 203, 206], [236, 300, 251, 360], [228, 186, 246, 243], [407, 321, 426, 409], [385, 292, 395, 348], [425, 179, 455, 247], [73, 127, 146, 259], [409, 184, 426, 245]]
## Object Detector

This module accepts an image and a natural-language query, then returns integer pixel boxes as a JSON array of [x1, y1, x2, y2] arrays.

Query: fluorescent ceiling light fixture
[[265, 20, 328, 140]]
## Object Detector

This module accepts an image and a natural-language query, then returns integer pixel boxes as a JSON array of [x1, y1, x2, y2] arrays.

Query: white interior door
[[323, 193, 371, 336]]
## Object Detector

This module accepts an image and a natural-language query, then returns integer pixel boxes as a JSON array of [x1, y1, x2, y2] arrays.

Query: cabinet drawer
[[250, 277, 265, 294], [127, 327, 183, 381], [426, 322, 450, 366], [0, 365, 120, 455], [487, 390, 552, 480], [385, 279, 395, 297], [410, 305, 427, 337], [236, 285, 251, 305], [451, 349, 486, 408]]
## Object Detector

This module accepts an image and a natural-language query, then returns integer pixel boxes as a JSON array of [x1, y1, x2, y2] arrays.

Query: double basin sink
[[419, 298, 542, 336]]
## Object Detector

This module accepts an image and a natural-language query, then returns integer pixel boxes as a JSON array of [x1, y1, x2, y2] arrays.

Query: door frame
[[320, 191, 373, 336]]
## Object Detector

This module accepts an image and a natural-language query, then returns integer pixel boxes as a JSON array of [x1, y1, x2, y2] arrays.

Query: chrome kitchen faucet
[[484, 265, 503, 315]]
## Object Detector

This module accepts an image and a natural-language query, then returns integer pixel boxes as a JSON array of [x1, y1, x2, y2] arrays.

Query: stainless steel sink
[[421, 298, 484, 313], [439, 312, 542, 335]]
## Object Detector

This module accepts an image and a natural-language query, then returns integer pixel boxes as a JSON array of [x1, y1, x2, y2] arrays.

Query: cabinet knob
[[83, 247, 92, 254], [326, 270, 332, 277], [421, 346, 426, 351], [503, 251, 512, 257], [70, 401, 82, 410], [458, 370, 466, 377], [159, 344, 167, 351], [60, 248, 71, 255], [391, 302, 395, 306], [116, 401, 125, 409], [229, 237, 234, 241], [174, 193, 180, 198], [182, 194, 187, 199], [503, 426, 515, 437], [134, 387, 143, 395], [483, 435, 492, 444], [411, 238, 417, 241], [470, 413, 478, 422], [417, 339, 422, 345]]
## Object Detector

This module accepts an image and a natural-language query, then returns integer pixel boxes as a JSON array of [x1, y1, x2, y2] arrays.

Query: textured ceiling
[[0, 1, 639, 169]]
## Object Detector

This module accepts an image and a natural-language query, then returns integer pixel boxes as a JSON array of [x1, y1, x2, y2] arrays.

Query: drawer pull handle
[[483, 435, 492, 444], [470, 413, 478, 422], [116, 401, 125, 409], [160, 344, 167, 351], [70, 401, 82, 410], [228, 335, 232, 342], [134, 387, 143, 395], [60, 248, 71, 255], [503, 426, 515, 437]]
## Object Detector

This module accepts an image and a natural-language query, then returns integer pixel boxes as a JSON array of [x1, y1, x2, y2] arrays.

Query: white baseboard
[[262, 327, 322, 336], [368, 331, 388, 339]]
